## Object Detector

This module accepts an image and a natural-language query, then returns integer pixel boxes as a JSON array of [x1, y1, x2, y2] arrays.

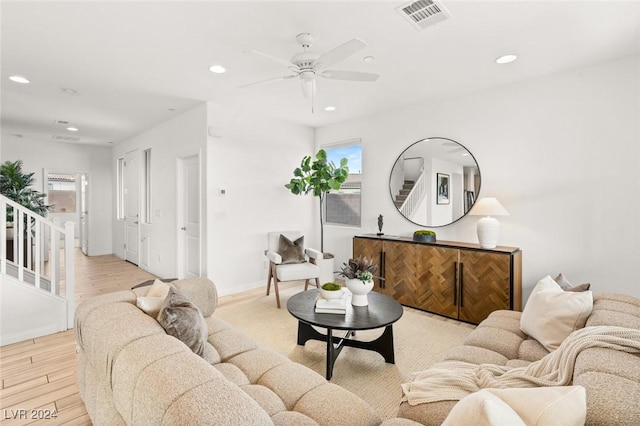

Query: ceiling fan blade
[[312, 38, 366, 69], [238, 74, 297, 89], [245, 50, 299, 69], [320, 70, 380, 82]]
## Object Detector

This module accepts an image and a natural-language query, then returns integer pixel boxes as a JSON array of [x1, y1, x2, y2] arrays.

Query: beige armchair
[[266, 231, 321, 308]]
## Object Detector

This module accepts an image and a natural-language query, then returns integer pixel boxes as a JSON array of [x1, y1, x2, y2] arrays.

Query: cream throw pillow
[[136, 279, 172, 317], [443, 386, 586, 426], [520, 276, 593, 351], [136, 296, 165, 317], [146, 279, 171, 297], [442, 389, 524, 426]]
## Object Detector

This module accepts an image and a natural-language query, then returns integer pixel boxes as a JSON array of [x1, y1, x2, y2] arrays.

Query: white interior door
[[178, 155, 201, 278], [80, 173, 89, 255], [124, 150, 140, 265]]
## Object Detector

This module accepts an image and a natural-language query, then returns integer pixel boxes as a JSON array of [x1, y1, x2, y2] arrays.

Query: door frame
[[43, 168, 88, 252], [176, 151, 204, 278]]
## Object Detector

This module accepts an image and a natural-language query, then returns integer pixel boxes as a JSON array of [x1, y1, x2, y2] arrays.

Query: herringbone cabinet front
[[353, 235, 522, 325]]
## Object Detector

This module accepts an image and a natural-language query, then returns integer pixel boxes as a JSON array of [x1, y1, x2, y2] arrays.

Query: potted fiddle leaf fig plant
[[285, 149, 349, 284]]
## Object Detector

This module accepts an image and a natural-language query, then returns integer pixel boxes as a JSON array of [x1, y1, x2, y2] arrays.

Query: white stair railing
[[400, 168, 427, 219], [0, 195, 75, 328]]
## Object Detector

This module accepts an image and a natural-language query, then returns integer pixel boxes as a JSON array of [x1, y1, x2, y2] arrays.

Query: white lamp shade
[[470, 197, 509, 216], [470, 197, 509, 248]]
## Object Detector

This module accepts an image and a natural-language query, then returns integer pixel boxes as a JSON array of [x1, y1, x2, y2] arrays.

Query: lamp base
[[477, 216, 500, 249]]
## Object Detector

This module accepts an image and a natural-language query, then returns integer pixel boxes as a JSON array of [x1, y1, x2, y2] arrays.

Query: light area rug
[[214, 285, 475, 420]]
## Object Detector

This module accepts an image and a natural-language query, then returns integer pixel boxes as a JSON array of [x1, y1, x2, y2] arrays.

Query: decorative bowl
[[319, 283, 344, 300], [413, 230, 436, 243]]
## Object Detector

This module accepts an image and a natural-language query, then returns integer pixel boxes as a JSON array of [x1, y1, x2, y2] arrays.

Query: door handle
[[459, 263, 464, 307], [133, 221, 139, 224], [181, 226, 187, 231]]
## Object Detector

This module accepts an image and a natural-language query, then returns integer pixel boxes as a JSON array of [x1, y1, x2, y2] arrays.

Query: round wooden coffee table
[[287, 289, 403, 380]]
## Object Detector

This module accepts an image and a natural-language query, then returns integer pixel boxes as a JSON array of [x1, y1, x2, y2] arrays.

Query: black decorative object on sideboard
[[353, 234, 522, 325]]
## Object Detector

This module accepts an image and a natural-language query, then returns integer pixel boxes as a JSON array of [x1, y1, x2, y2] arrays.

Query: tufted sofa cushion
[[76, 278, 381, 426]]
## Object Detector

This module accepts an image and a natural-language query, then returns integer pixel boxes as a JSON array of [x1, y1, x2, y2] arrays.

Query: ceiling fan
[[241, 33, 380, 106]]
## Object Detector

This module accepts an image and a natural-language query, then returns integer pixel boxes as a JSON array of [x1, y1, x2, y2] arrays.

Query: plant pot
[[346, 278, 374, 306], [413, 234, 436, 243], [319, 287, 344, 300]]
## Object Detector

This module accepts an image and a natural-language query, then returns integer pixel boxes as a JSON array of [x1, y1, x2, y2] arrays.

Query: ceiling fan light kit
[[241, 32, 380, 109]]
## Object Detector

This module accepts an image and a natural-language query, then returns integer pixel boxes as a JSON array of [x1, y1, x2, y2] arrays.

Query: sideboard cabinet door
[[415, 245, 459, 319], [458, 250, 511, 324], [382, 241, 419, 306]]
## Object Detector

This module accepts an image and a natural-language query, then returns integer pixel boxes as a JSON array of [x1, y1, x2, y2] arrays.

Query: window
[[324, 140, 362, 227], [116, 158, 124, 219], [143, 149, 152, 223]]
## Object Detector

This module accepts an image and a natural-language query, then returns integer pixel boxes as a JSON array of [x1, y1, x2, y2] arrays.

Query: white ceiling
[[2, 1, 639, 146]]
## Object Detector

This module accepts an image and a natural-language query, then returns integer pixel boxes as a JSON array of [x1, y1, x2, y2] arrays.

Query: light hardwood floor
[[1, 250, 159, 425]]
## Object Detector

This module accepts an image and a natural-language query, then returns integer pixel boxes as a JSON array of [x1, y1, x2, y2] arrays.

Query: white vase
[[346, 278, 374, 306]]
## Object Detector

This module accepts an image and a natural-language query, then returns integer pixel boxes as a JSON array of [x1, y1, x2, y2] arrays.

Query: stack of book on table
[[315, 290, 351, 314]]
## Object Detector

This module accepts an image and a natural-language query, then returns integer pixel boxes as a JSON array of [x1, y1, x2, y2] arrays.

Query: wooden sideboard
[[353, 235, 522, 325]]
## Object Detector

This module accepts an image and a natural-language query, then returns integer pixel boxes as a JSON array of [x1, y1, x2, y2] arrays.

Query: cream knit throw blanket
[[401, 326, 640, 406]]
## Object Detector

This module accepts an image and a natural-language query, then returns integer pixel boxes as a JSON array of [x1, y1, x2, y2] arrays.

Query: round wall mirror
[[389, 137, 481, 227]]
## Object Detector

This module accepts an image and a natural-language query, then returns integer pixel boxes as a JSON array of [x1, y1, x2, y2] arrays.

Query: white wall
[[111, 102, 316, 294], [316, 55, 640, 302], [0, 274, 68, 346], [112, 104, 208, 279], [206, 103, 316, 296], [1, 138, 112, 255]]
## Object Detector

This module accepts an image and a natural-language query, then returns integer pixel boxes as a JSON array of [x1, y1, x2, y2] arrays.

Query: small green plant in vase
[[337, 256, 378, 306], [413, 230, 436, 242], [319, 282, 343, 300]]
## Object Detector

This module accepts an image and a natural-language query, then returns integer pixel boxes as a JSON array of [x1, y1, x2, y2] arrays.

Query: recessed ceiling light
[[209, 65, 226, 74], [9, 75, 30, 84], [496, 54, 518, 64], [363, 56, 374, 63], [324, 106, 337, 112], [66, 127, 79, 132]]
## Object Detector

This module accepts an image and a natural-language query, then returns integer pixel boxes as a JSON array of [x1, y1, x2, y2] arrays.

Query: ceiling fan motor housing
[[295, 32, 314, 47], [291, 51, 319, 70]]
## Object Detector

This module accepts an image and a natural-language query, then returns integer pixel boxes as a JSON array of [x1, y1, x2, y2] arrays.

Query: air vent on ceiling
[[396, 0, 451, 31], [52, 135, 80, 142], [53, 119, 70, 125]]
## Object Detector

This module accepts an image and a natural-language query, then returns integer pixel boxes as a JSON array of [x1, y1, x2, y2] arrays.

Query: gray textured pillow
[[553, 273, 591, 292], [278, 234, 305, 264], [157, 287, 208, 357]]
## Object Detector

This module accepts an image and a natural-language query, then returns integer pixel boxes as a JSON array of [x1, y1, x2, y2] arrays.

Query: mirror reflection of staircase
[[394, 180, 415, 209]]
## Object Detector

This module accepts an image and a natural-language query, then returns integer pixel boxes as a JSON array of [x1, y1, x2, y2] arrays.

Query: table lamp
[[469, 197, 509, 248]]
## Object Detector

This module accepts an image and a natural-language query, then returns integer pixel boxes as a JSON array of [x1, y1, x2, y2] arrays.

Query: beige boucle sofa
[[75, 278, 394, 425], [396, 293, 640, 426]]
